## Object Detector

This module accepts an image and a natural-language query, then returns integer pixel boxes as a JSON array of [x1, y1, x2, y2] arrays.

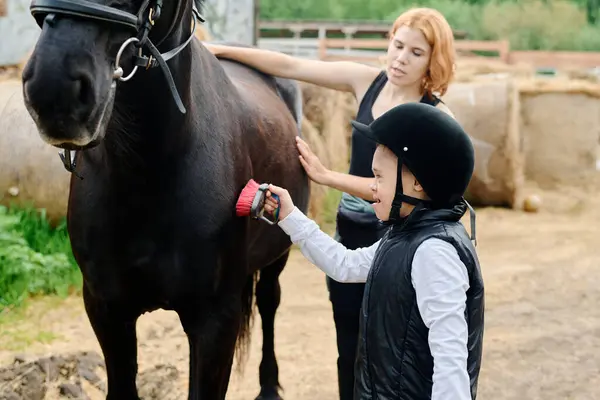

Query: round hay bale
[[518, 78, 600, 189], [442, 77, 525, 208], [299, 83, 358, 222], [454, 58, 536, 83], [300, 83, 356, 172], [300, 118, 328, 222], [0, 79, 70, 223]]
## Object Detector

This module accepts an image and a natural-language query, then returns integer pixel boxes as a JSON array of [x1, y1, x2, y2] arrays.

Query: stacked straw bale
[[442, 77, 525, 208], [518, 78, 600, 189]]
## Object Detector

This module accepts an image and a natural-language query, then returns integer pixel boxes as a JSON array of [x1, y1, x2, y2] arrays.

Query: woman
[[204, 8, 457, 400]]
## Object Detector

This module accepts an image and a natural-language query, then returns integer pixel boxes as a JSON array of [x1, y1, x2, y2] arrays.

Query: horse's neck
[[104, 37, 196, 161], [101, 29, 245, 173]]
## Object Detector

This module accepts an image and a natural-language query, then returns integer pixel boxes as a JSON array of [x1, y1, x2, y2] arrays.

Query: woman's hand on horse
[[265, 185, 294, 221], [296, 136, 331, 185]]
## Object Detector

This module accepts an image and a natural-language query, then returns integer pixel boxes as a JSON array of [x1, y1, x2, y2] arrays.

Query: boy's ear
[[413, 178, 424, 193]]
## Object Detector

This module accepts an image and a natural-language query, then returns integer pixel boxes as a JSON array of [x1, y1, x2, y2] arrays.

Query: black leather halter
[[29, 0, 204, 177], [29, 0, 204, 115]]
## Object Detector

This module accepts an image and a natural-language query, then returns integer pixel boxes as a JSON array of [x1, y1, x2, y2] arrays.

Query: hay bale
[[454, 57, 599, 84], [0, 79, 71, 223], [518, 78, 600, 188], [194, 24, 212, 41], [454, 58, 536, 83], [300, 118, 329, 222], [299, 83, 357, 222], [442, 78, 525, 208], [299, 80, 526, 210], [300, 83, 356, 172]]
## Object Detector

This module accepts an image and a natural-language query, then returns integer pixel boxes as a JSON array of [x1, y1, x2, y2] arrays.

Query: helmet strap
[[385, 160, 432, 224]]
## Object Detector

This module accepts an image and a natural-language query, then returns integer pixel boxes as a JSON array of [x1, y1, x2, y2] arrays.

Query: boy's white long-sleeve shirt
[[278, 207, 472, 400]]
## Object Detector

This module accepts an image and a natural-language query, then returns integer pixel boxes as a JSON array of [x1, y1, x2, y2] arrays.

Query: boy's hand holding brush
[[263, 184, 294, 221], [235, 179, 295, 225]]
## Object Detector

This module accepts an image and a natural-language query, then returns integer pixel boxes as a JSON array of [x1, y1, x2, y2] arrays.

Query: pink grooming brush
[[236, 179, 280, 225]]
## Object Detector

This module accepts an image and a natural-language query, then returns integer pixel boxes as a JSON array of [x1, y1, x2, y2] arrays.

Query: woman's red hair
[[389, 8, 456, 96]]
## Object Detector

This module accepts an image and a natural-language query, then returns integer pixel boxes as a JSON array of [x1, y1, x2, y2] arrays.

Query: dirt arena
[[1, 181, 599, 400]]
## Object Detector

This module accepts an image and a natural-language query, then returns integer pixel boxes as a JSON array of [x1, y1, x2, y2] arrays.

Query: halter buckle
[[114, 37, 142, 82]]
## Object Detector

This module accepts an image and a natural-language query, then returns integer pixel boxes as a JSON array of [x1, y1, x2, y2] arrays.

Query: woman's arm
[[321, 171, 375, 201], [203, 43, 379, 97]]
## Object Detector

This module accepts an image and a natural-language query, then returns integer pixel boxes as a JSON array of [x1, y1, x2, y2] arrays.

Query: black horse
[[21, 0, 309, 398]]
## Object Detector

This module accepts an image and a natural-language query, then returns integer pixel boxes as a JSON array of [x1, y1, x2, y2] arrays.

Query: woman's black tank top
[[348, 71, 440, 178]]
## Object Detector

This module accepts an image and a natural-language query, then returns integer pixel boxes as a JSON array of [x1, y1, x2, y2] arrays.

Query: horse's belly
[[72, 229, 225, 309]]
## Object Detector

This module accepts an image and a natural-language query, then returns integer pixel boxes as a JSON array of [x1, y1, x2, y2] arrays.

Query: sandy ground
[[1, 183, 600, 400]]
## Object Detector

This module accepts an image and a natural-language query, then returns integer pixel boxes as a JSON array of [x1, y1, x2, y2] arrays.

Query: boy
[[264, 102, 484, 400]]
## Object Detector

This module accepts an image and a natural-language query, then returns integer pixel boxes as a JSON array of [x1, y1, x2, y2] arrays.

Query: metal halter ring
[[113, 37, 142, 82]]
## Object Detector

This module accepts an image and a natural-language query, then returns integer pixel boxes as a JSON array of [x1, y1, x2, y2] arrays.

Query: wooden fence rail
[[317, 37, 600, 70]]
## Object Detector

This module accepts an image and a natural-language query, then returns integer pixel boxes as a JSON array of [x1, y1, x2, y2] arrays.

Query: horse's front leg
[[83, 283, 140, 400], [179, 300, 241, 400]]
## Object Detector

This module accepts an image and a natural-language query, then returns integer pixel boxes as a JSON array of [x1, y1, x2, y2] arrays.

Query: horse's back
[[204, 41, 303, 133]]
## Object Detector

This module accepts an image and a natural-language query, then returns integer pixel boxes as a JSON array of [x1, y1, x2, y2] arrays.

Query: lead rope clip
[[59, 149, 83, 180]]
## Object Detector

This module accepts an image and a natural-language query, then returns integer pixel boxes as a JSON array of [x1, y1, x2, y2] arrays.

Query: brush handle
[[271, 193, 280, 220], [260, 193, 280, 225]]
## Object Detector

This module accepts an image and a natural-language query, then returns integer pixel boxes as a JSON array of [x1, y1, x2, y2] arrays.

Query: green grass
[[0, 205, 81, 310], [0, 295, 68, 351]]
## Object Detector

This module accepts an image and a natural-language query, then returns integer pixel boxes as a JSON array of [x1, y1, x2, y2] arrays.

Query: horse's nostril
[[70, 72, 95, 120], [74, 74, 94, 109]]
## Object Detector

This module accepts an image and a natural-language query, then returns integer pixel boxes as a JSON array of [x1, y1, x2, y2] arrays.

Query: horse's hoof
[[255, 392, 283, 400]]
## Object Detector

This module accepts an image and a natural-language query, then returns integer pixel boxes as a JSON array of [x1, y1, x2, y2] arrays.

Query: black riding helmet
[[351, 102, 476, 229]]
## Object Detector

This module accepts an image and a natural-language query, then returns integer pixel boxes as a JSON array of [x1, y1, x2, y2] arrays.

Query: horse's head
[[22, 0, 198, 150]]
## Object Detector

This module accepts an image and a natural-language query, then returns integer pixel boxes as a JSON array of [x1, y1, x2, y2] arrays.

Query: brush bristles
[[236, 179, 260, 217]]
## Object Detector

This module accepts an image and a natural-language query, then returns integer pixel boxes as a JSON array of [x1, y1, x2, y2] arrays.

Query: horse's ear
[[193, 0, 204, 12]]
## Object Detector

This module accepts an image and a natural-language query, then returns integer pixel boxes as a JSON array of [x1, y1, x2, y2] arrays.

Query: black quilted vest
[[354, 201, 485, 399]]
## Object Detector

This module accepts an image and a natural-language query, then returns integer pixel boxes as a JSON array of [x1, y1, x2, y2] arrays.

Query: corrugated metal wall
[[0, 0, 40, 66], [0, 0, 257, 67]]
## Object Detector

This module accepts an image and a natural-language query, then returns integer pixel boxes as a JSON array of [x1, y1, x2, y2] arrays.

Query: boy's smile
[[371, 145, 398, 221], [371, 144, 428, 221]]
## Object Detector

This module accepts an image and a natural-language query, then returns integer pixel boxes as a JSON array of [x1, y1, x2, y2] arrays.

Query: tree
[[587, 0, 599, 24]]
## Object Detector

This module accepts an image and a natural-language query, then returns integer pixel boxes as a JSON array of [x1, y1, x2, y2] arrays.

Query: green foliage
[[259, 0, 600, 51], [477, 0, 600, 50], [0, 205, 80, 309]]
